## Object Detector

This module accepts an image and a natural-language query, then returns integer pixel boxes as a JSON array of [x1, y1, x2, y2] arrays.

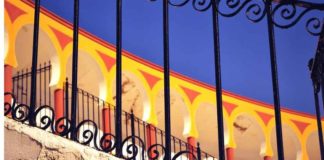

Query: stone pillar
[[264, 156, 272, 160], [146, 124, 157, 158], [54, 89, 64, 120], [5, 65, 13, 116], [187, 136, 196, 160], [226, 147, 234, 160]]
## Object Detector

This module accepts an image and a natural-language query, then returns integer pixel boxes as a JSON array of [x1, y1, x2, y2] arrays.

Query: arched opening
[[111, 71, 149, 152], [271, 124, 302, 160], [66, 51, 105, 97], [155, 89, 189, 138], [111, 71, 149, 119], [233, 113, 265, 160], [306, 131, 320, 160], [155, 89, 190, 149], [196, 102, 228, 158], [15, 24, 57, 71], [14, 24, 58, 109], [66, 51, 106, 128]]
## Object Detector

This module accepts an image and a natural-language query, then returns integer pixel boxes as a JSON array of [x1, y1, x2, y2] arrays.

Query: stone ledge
[[4, 117, 120, 160]]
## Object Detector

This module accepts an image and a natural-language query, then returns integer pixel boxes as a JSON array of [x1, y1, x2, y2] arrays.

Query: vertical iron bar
[[265, 1, 284, 159], [71, 0, 80, 141], [40, 64, 42, 106], [115, 0, 123, 157], [44, 63, 47, 106], [211, 1, 225, 160], [197, 143, 201, 160], [130, 110, 136, 157], [25, 68, 28, 104], [163, 0, 171, 159], [49, 62, 51, 106], [314, 87, 324, 160], [318, 24, 324, 159], [65, 78, 69, 119], [29, 0, 41, 126]]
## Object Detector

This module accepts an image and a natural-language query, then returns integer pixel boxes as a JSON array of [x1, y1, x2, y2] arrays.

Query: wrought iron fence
[[6, 64, 215, 159]]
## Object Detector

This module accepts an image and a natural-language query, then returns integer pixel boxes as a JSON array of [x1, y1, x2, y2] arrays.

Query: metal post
[[309, 23, 324, 160], [197, 143, 201, 160], [29, 0, 41, 126], [211, 1, 225, 160], [71, 0, 80, 141], [115, 0, 123, 157], [163, 0, 171, 159], [130, 110, 136, 155], [313, 85, 324, 160], [265, 1, 284, 159], [65, 78, 69, 119]]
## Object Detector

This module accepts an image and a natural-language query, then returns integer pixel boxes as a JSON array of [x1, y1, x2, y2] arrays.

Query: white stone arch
[[14, 24, 57, 71], [271, 124, 302, 160], [233, 113, 265, 160], [110, 70, 150, 120], [66, 50, 105, 97], [66, 51, 106, 126], [196, 102, 228, 158], [155, 89, 190, 142], [14, 24, 59, 109]]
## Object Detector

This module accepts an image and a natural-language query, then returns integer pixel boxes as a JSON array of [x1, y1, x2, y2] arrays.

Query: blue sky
[[39, 0, 323, 115]]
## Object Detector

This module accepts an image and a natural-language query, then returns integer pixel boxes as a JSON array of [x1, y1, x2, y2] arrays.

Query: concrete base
[[4, 117, 120, 160]]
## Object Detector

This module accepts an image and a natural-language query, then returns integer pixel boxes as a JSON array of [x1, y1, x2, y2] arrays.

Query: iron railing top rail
[[65, 81, 115, 109], [12, 63, 51, 80]]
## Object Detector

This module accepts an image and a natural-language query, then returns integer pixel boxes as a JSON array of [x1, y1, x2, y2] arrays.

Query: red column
[[187, 136, 196, 160], [264, 156, 272, 160], [102, 107, 112, 148], [146, 124, 157, 158], [4, 65, 13, 116], [102, 107, 111, 134], [226, 147, 234, 160], [54, 89, 64, 120]]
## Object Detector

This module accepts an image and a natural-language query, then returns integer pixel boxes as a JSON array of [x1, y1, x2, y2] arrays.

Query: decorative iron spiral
[[4, 92, 16, 116], [100, 133, 116, 152], [121, 135, 146, 160], [216, 0, 266, 22], [34, 105, 54, 130], [54, 117, 72, 136], [271, 1, 324, 36], [147, 144, 166, 160], [75, 120, 100, 149], [11, 103, 30, 123], [168, 0, 212, 12]]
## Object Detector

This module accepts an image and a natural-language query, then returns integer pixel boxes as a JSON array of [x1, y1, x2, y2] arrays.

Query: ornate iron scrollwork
[[217, 0, 266, 22], [147, 144, 166, 159], [4, 92, 199, 159], [121, 135, 146, 160], [150, 0, 324, 36], [168, 0, 212, 12], [271, 1, 324, 36], [4, 92, 16, 116]]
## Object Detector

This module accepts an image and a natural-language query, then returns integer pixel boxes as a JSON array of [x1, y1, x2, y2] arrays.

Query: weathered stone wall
[[4, 117, 120, 160]]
